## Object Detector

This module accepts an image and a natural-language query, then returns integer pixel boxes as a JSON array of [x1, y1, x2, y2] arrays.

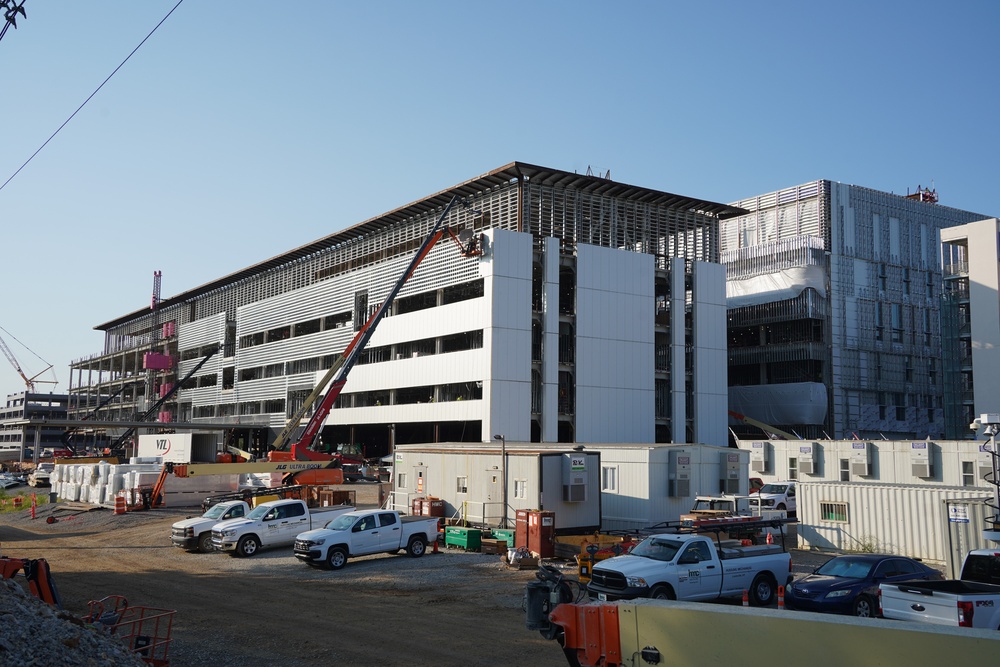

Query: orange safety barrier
[[778, 585, 785, 610], [549, 602, 622, 667], [114, 493, 127, 515], [742, 590, 749, 607]]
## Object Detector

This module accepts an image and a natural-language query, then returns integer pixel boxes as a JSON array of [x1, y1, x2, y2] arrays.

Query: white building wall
[[541, 236, 561, 442], [691, 261, 728, 447], [575, 244, 654, 443], [486, 229, 534, 442], [942, 218, 1000, 421], [669, 258, 686, 436]]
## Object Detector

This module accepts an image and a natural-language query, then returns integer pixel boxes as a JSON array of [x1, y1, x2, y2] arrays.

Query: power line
[[0, 1, 28, 44], [0, 0, 184, 195]]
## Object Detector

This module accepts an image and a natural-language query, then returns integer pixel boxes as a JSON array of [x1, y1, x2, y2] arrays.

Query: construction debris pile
[[0, 579, 146, 666]]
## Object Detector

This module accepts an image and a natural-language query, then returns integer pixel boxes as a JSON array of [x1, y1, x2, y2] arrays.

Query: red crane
[[267, 195, 482, 464]]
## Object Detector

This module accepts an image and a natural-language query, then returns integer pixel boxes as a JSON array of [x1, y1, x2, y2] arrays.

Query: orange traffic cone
[[742, 590, 749, 607], [432, 535, 440, 554], [778, 585, 785, 610]]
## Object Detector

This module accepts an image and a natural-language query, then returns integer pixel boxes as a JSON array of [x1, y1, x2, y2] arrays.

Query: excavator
[[0, 556, 61, 607]]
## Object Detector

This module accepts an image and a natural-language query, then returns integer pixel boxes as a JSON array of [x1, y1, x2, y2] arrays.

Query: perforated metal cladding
[[521, 182, 720, 267]]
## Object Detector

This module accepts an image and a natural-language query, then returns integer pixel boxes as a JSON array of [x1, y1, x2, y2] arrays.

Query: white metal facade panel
[[691, 262, 728, 447], [670, 258, 686, 432], [488, 229, 533, 442], [941, 219, 1000, 420], [797, 481, 993, 563], [178, 312, 226, 350], [575, 244, 654, 443], [541, 237, 560, 443]]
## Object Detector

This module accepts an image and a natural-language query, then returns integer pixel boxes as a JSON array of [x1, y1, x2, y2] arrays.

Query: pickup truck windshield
[[759, 484, 788, 494], [631, 538, 683, 562], [203, 504, 231, 519], [325, 514, 359, 531], [245, 504, 273, 521]]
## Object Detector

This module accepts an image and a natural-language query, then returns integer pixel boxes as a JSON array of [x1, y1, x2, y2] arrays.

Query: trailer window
[[820, 501, 848, 523]]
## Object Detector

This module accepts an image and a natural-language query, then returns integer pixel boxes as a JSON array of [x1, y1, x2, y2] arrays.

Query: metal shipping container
[[796, 481, 993, 569]]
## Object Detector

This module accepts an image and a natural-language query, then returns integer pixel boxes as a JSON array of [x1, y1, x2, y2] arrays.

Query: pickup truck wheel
[[198, 533, 214, 553], [776, 503, 786, 511], [236, 535, 260, 558], [853, 594, 877, 617], [750, 573, 776, 606], [407, 537, 427, 558], [327, 547, 348, 570], [649, 585, 676, 600]]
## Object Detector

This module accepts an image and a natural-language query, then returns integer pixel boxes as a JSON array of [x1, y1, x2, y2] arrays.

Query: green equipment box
[[444, 526, 482, 551]]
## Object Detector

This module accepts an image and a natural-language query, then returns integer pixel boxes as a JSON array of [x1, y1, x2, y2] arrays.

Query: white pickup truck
[[212, 499, 355, 558], [170, 500, 251, 552], [880, 549, 1000, 629], [586, 532, 792, 606], [293, 509, 441, 570]]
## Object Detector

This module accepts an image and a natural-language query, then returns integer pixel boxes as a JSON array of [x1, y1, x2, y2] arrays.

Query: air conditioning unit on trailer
[[668, 450, 691, 497], [720, 452, 740, 494], [798, 443, 816, 475], [850, 442, 872, 476], [749, 441, 768, 473], [562, 453, 587, 502], [910, 441, 932, 478]]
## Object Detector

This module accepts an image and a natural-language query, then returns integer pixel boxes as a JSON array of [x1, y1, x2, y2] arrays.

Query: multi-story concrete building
[[940, 218, 1000, 437], [68, 163, 742, 459], [721, 181, 990, 441], [0, 391, 69, 460]]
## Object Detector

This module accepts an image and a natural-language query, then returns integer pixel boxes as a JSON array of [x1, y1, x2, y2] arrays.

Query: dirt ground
[[0, 488, 562, 667]]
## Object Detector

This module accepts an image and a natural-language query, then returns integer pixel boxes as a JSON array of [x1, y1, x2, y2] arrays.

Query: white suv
[[756, 481, 796, 514]]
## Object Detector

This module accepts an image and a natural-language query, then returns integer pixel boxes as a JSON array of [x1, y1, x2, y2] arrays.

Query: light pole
[[493, 434, 507, 528]]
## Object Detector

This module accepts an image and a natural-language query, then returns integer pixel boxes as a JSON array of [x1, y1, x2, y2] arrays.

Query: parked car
[[785, 553, 943, 617], [756, 481, 796, 513]]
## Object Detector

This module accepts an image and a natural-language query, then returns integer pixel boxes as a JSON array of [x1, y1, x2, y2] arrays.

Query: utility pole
[[493, 434, 507, 528]]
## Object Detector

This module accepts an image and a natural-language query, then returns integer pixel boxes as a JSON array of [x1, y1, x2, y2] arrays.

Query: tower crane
[[0, 327, 55, 392]]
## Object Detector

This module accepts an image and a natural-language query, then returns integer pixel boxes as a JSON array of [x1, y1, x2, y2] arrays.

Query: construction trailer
[[389, 442, 601, 534], [575, 443, 751, 532], [388, 442, 751, 534], [734, 437, 996, 487], [795, 481, 994, 574]]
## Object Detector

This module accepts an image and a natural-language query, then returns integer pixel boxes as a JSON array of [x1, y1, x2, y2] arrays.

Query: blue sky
[[1, 1, 998, 395]]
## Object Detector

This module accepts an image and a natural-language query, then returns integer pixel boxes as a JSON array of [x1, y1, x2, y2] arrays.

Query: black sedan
[[784, 554, 943, 617]]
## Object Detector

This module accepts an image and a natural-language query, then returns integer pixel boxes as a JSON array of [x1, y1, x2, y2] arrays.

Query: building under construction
[[67, 163, 743, 460], [722, 180, 990, 440]]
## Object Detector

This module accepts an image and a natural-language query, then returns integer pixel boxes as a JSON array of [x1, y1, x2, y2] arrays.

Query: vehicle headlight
[[311, 538, 325, 546], [222, 529, 237, 538], [762, 499, 775, 506], [625, 577, 649, 588], [825, 589, 852, 598]]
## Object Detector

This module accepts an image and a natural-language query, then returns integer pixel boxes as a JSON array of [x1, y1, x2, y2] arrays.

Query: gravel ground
[[0, 488, 558, 666], [0, 486, 944, 666]]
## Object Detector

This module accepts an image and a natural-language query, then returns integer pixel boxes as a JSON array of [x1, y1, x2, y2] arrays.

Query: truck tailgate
[[881, 584, 959, 624]]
